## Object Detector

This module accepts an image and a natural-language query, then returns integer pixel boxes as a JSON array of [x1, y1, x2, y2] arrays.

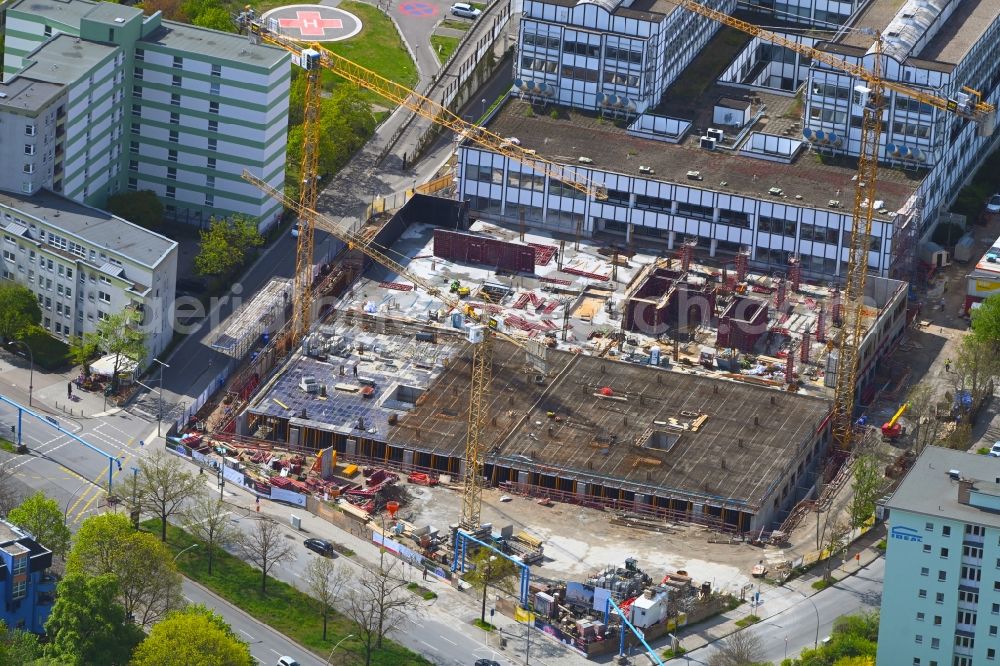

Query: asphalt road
[[680, 557, 885, 664], [182, 578, 327, 666]]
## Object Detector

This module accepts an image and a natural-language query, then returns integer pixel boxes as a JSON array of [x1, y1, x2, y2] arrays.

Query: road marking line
[[269, 648, 282, 656], [419, 640, 438, 651], [240, 629, 256, 640], [439, 635, 457, 646]]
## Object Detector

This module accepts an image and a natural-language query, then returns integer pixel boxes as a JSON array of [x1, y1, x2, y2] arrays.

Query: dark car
[[474, 660, 500, 666], [303, 538, 336, 557]]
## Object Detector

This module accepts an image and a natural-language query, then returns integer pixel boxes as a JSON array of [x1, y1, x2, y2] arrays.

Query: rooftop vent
[[638, 165, 654, 174], [686, 170, 702, 180], [578, 156, 593, 164], [114, 17, 125, 23], [948, 469, 961, 480], [828, 200, 841, 208], [768, 187, 784, 196]]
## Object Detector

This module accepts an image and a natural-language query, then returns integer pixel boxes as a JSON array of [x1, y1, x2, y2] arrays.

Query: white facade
[[516, 0, 736, 114], [0, 190, 177, 360], [803, 0, 1000, 235]]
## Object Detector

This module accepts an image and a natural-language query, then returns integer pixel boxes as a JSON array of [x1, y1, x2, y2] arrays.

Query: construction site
[[177, 193, 911, 541]]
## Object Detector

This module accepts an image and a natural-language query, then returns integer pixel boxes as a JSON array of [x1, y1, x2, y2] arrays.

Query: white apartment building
[[0, 188, 177, 361], [878, 447, 1000, 666], [1, 0, 290, 230]]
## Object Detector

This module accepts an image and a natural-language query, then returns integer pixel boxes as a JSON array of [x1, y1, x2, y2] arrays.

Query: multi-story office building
[[0, 0, 289, 229], [516, 0, 736, 114], [0, 188, 177, 359], [0, 518, 56, 634], [877, 447, 1000, 666], [804, 0, 1000, 234]]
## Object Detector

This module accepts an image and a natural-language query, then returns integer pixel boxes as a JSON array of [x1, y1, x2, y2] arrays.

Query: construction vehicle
[[881, 403, 908, 440], [243, 171, 547, 532], [653, 0, 995, 451]]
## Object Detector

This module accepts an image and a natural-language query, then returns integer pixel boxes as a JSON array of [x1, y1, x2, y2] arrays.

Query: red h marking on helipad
[[277, 10, 343, 36]]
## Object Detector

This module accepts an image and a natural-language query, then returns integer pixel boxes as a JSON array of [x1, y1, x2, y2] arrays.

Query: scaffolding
[[209, 278, 293, 359]]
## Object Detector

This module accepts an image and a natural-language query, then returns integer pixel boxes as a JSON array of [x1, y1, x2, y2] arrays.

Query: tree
[[136, 448, 204, 542], [68, 335, 99, 374], [955, 333, 1000, 404], [8, 492, 72, 559], [302, 556, 348, 640], [192, 5, 233, 30], [971, 293, 1000, 343], [44, 573, 143, 666], [139, 0, 188, 21], [344, 559, 419, 664], [707, 629, 765, 666], [195, 215, 263, 277], [905, 381, 941, 454], [181, 495, 237, 575], [465, 548, 519, 625], [105, 190, 164, 231], [847, 455, 883, 531], [131, 605, 253, 666], [86, 307, 146, 381], [0, 282, 42, 342], [67, 514, 184, 626], [822, 519, 851, 581], [238, 517, 296, 593], [0, 619, 43, 664]]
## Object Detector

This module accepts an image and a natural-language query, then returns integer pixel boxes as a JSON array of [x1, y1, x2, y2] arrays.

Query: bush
[[811, 578, 833, 591], [735, 614, 761, 628]]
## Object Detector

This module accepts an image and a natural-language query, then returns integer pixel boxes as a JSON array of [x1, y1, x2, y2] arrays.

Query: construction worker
[[945, 359, 952, 372]]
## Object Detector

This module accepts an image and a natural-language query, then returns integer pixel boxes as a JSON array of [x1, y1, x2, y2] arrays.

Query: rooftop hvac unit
[[597, 93, 610, 107], [699, 136, 717, 150], [301, 48, 321, 70], [578, 156, 593, 164], [622, 97, 636, 112], [686, 170, 702, 180], [827, 132, 841, 146], [898, 145, 913, 159], [802, 128, 816, 141], [638, 165, 654, 174], [514, 78, 526, 91], [768, 187, 784, 196], [707, 128, 724, 142], [887, 143, 901, 157]]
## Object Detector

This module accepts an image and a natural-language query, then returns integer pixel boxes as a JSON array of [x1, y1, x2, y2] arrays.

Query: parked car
[[987, 194, 1000, 213], [304, 537, 336, 557], [277, 658, 300, 666], [291, 221, 303, 237], [988, 442, 1000, 457], [451, 2, 481, 18], [474, 660, 501, 666]]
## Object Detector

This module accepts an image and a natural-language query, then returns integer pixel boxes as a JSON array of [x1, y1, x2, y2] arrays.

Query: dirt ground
[[389, 215, 1000, 593], [400, 482, 761, 594]]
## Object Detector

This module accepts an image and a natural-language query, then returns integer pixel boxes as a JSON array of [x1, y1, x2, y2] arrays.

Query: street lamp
[[325, 634, 355, 665], [784, 583, 821, 650], [480, 98, 487, 119], [152, 358, 169, 437], [173, 543, 199, 563], [8, 340, 33, 406], [64, 478, 93, 526]]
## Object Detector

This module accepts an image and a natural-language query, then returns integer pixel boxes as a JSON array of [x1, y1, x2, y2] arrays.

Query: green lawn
[[440, 19, 472, 30], [0, 438, 16, 454], [321, 1, 419, 102], [142, 519, 432, 666], [11, 332, 70, 371], [431, 35, 460, 64]]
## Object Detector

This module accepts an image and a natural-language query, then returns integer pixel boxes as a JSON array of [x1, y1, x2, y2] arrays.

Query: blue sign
[[890, 525, 923, 543]]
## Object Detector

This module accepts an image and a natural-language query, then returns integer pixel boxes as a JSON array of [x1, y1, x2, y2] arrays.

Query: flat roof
[[887, 446, 1000, 528], [486, 99, 922, 212], [916, 0, 1000, 64], [836, 0, 903, 49], [18, 33, 119, 86], [0, 188, 176, 268], [0, 76, 65, 113], [141, 20, 290, 70], [82, 1, 143, 24], [391, 342, 831, 508], [539, 0, 679, 20], [7, 0, 96, 27]]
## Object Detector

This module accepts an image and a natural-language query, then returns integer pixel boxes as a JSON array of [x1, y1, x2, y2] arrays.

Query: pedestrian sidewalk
[[212, 470, 591, 666], [665, 534, 886, 661], [0, 350, 118, 420]]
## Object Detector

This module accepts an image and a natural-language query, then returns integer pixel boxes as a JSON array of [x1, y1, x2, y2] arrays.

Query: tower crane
[[242, 170, 547, 531], [657, 0, 995, 450]]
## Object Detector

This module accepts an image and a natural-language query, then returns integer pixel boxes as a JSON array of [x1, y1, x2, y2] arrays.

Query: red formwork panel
[[433, 229, 535, 274]]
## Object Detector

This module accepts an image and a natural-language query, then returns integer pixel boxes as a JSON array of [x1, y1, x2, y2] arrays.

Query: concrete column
[[710, 238, 718, 257], [403, 449, 414, 471], [668, 231, 676, 250], [345, 438, 357, 456]]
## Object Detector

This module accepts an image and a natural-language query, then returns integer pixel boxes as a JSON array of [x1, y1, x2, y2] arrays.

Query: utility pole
[[153, 358, 169, 437]]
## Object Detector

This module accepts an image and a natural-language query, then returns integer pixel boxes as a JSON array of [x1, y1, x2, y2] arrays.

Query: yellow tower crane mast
[[242, 172, 546, 531], [662, 0, 994, 450]]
